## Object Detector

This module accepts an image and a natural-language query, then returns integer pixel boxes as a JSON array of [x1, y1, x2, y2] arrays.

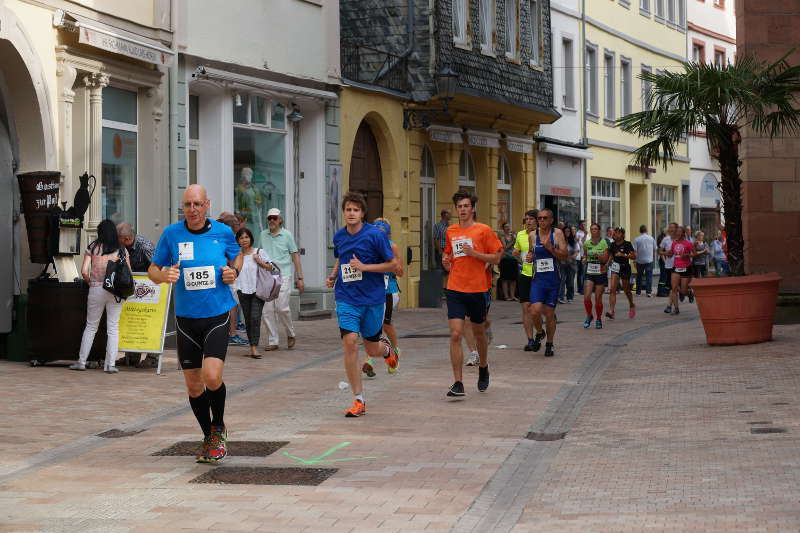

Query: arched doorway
[[349, 121, 383, 221]]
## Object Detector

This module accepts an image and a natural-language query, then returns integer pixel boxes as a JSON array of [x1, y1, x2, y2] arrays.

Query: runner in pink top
[[668, 226, 693, 315]]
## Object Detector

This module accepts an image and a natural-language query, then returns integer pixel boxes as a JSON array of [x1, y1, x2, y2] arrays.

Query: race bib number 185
[[184, 266, 215, 290]]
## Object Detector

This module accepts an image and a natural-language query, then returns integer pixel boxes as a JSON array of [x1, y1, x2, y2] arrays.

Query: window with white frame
[[585, 44, 598, 116], [641, 65, 652, 111], [479, 0, 495, 52], [678, 0, 686, 27], [498, 156, 512, 225], [232, 92, 288, 245], [693, 41, 705, 63], [640, 0, 649, 13], [620, 58, 632, 116], [453, 0, 468, 43], [714, 48, 726, 68], [591, 178, 621, 230], [562, 38, 575, 108], [651, 184, 676, 236], [604, 51, 615, 122], [667, 0, 675, 23], [458, 150, 476, 195], [654, 0, 664, 18], [102, 86, 138, 225], [505, 0, 519, 59], [530, 0, 542, 66]]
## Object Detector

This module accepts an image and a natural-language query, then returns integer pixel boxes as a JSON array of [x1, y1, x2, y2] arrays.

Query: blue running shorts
[[530, 281, 560, 308], [336, 301, 385, 341]]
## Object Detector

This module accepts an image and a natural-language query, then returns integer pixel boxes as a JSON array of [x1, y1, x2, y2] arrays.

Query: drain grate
[[745, 386, 763, 390], [772, 402, 790, 406], [525, 431, 567, 441], [747, 421, 772, 425], [98, 429, 146, 438], [152, 441, 288, 457], [751, 427, 788, 434], [190, 466, 337, 486], [404, 333, 451, 339], [709, 391, 726, 394], [738, 410, 755, 413]]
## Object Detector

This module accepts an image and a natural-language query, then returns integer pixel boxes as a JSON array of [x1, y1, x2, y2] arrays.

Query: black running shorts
[[446, 290, 488, 324], [517, 273, 532, 303], [176, 312, 230, 369]]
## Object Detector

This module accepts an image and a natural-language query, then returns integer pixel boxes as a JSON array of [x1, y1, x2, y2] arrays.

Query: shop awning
[[466, 129, 501, 148], [537, 142, 594, 160], [427, 125, 463, 144], [504, 134, 534, 154], [53, 9, 175, 66], [193, 66, 338, 101]]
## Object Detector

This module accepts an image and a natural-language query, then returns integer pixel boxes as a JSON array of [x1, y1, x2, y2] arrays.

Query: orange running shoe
[[381, 339, 399, 374], [345, 398, 366, 417]]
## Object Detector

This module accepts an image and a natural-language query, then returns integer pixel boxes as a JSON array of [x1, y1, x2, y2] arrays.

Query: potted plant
[[617, 53, 800, 345]]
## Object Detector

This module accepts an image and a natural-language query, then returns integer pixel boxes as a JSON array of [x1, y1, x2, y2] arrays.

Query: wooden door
[[349, 121, 383, 221]]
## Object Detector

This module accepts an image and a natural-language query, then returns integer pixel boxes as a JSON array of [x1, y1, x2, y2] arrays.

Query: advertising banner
[[118, 274, 171, 353]]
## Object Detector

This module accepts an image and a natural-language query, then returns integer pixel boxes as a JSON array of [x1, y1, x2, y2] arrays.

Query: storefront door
[[349, 121, 383, 221]]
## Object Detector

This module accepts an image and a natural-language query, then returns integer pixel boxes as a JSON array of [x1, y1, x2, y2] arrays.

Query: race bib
[[536, 258, 554, 273], [184, 266, 216, 290], [452, 238, 473, 258], [675, 267, 687, 273], [341, 263, 363, 283], [587, 263, 601, 274], [178, 241, 194, 261], [610, 262, 621, 274]]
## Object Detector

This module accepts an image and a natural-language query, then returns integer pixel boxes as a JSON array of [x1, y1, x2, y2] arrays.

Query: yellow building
[[584, 0, 690, 236]]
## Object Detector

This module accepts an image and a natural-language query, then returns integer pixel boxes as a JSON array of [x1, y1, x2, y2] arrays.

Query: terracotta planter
[[690, 272, 782, 345]]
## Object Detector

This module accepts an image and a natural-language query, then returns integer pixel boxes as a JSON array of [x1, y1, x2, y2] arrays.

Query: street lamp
[[403, 67, 460, 129]]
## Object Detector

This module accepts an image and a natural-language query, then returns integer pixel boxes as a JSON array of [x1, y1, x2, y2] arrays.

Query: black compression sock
[[207, 382, 227, 429], [189, 390, 212, 437]]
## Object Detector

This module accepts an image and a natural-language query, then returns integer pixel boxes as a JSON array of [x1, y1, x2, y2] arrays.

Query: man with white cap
[[259, 208, 304, 351]]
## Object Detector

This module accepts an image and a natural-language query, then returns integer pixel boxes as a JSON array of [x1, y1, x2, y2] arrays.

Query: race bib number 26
[[341, 263, 363, 283], [184, 266, 216, 290]]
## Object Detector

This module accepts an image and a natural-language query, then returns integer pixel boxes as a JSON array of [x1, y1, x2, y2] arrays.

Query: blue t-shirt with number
[[151, 219, 240, 318], [333, 224, 393, 306]]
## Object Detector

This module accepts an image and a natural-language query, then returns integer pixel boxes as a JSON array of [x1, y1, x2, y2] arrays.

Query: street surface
[[1, 295, 799, 532]]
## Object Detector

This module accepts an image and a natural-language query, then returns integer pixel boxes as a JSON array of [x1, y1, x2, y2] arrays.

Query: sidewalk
[[1, 294, 798, 532]]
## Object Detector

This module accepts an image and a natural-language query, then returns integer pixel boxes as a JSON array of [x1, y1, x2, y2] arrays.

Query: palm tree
[[617, 52, 800, 276]]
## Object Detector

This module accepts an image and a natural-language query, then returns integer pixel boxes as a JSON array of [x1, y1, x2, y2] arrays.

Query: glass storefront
[[651, 184, 676, 236], [541, 194, 581, 227], [102, 86, 137, 225], [591, 178, 621, 230]]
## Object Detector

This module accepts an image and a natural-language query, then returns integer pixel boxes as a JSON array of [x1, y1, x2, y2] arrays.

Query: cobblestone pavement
[[1, 294, 798, 532]]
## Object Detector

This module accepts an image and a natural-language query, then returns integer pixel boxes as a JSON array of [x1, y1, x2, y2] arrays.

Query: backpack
[[103, 247, 134, 302], [254, 249, 282, 302]]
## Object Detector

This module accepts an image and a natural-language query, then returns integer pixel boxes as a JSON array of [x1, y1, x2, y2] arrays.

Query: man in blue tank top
[[526, 208, 568, 357]]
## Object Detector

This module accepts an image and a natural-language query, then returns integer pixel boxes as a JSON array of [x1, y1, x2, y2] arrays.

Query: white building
[[174, 0, 341, 314], [687, 0, 735, 238], [535, 0, 592, 226]]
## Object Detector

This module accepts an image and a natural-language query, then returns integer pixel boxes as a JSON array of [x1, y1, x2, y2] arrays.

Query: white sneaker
[[69, 362, 86, 371], [104, 367, 119, 373], [465, 351, 479, 366]]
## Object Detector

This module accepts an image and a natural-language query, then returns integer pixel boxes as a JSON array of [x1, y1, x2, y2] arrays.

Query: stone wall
[[736, 0, 800, 293]]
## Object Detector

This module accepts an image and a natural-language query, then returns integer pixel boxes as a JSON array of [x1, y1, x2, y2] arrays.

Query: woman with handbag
[[234, 227, 272, 358], [70, 219, 132, 373]]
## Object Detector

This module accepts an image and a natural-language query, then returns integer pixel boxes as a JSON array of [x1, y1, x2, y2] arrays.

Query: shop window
[[479, 0, 495, 53], [233, 93, 249, 124], [498, 157, 512, 225], [651, 184, 676, 236], [505, 0, 519, 59], [251, 96, 268, 125], [530, 0, 542, 66], [272, 103, 286, 129], [458, 150, 476, 195], [591, 178, 621, 230], [102, 86, 137, 226]]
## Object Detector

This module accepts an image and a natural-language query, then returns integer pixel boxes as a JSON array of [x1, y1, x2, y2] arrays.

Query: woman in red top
[[668, 226, 693, 315]]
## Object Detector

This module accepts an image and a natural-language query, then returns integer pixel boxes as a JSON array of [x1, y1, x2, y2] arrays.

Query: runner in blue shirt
[[325, 192, 399, 417], [149, 185, 242, 463]]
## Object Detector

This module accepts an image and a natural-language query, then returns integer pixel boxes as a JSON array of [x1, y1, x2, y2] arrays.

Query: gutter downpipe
[[581, 0, 587, 222]]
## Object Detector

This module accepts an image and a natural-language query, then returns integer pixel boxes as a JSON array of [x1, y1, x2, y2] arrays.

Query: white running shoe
[[465, 351, 479, 366]]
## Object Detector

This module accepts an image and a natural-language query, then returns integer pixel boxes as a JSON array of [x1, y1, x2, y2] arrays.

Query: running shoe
[[204, 426, 227, 463], [68, 362, 86, 371], [524, 339, 535, 351], [477, 365, 490, 392], [446, 381, 465, 399], [195, 435, 211, 463], [567, 299, 573, 304], [465, 350, 479, 366], [629, 307, 636, 319], [558, 298, 566, 304], [688, 291, 695, 303], [647, 293, 652, 298], [605, 311, 615, 320], [362, 358, 376, 378], [583, 317, 592, 328], [345, 398, 366, 417], [596, 319, 603, 329], [664, 305, 672, 314], [672, 308, 680, 315], [228, 335, 247, 346], [544, 343, 555, 357], [531, 332, 545, 352]]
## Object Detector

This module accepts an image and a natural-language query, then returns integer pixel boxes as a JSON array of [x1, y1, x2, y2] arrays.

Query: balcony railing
[[341, 43, 409, 94]]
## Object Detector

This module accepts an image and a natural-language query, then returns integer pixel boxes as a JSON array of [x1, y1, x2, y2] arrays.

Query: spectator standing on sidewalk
[[433, 209, 451, 290], [633, 225, 655, 297], [711, 231, 729, 276], [234, 227, 272, 359], [658, 223, 677, 306], [498, 222, 518, 301], [558, 226, 578, 304], [692, 231, 710, 278], [259, 208, 304, 351], [218, 213, 247, 346], [116, 222, 157, 368]]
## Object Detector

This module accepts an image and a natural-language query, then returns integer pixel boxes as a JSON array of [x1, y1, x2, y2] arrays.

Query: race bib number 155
[[452, 238, 473, 258]]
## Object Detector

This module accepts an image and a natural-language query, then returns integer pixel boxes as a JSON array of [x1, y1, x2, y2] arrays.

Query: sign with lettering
[[79, 26, 172, 66], [429, 129, 463, 144], [548, 186, 580, 198], [468, 134, 500, 148], [118, 275, 172, 353], [506, 140, 533, 153]]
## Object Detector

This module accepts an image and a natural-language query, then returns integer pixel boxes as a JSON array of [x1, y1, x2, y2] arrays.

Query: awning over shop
[[504, 134, 534, 154], [537, 141, 593, 160], [192, 66, 338, 101], [466, 129, 500, 148], [53, 9, 175, 66], [427, 125, 463, 144]]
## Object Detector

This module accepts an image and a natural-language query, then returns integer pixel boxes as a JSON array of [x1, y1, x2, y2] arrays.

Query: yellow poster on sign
[[118, 274, 172, 353]]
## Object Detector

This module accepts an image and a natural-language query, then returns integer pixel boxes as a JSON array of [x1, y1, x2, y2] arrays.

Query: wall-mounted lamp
[[403, 67, 459, 130], [287, 103, 304, 122], [234, 92, 243, 107]]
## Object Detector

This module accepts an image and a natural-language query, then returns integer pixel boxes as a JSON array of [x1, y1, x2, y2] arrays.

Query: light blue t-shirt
[[152, 219, 240, 318], [333, 224, 393, 306], [258, 227, 298, 278]]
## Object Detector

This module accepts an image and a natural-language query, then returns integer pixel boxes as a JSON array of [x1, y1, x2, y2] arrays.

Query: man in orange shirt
[[442, 191, 503, 398]]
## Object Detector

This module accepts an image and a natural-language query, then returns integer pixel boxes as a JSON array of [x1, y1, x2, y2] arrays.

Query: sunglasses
[[536, 216, 550, 220], [267, 216, 279, 221]]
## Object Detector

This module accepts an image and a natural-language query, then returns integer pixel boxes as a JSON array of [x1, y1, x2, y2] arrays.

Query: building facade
[[687, 0, 735, 239], [584, 0, 690, 236], [339, 0, 559, 307], [174, 0, 341, 314], [1, 0, 174, 337]]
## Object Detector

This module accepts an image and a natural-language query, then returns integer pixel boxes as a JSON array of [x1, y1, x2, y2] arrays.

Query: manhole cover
[[751, 427, 788, 434], [745, 386, 763, 390], [525, 431, 567, 441], [404, 333, 450, 339], [152, 441, 288, 457], [772, 402, 790, 406], [738, 410, 755, 413], [709, 391, 726, 394], [97, 429, 146, 438], [747, 421, 772, 425], [189, 466, 337, 486]]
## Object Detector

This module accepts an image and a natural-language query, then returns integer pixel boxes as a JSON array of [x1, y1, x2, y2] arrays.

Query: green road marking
[[282, 441, 389, 465]]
